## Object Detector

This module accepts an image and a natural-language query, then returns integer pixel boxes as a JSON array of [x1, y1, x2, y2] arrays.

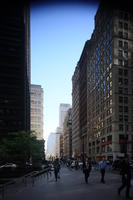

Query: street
[[4, 166, 133, 200]]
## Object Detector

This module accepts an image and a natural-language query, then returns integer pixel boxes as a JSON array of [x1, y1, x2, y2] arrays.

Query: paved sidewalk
[[2, 167, 133, 200]]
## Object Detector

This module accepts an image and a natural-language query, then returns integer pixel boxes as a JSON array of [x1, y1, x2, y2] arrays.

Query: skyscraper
[[72, 1, 133, 161], [30, 84, 44, 140], [0, 3, 30, 137], [59, 103, 71, 129], [87, 1, 133, 161], [46, 132, 56, 158]]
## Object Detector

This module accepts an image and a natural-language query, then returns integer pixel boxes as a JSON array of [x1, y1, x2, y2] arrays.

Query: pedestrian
[[99, 156, 107, 183], [53, 159, 60, 182], [118, 154, 132, 199], [83, 158, 92, 184]]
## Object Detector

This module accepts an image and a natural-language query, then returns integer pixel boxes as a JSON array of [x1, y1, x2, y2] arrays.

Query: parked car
[[3, 163, 17, 168]]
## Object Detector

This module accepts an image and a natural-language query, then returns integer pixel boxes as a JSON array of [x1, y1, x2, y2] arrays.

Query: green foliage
[[0, 131, 44, 163]]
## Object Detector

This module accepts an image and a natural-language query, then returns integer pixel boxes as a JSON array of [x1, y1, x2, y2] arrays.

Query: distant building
[[72, 66, 81, 158], [46, 132, 56, 158], [59, 103, 71, 157], [55, 127, 62, 158], [30, 84, 44, 140], [0, 3, 30, 137], [59, 104, 71, 129], [63, 108, 72, 159]]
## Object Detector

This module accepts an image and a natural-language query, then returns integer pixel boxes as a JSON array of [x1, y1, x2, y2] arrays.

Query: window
[[124, 88, 128, 94], [124, 51, 128, 59], [118, 78, 123, 85], [123, 32, 128, 39], [119, 68, 123, 75], [118, 59, 123, 66], [124, 23, 128, 30], [124, 41, 128, 50], [124, 13, 128, 20], [124, 69, 128, 76], [119, 96, 123, 103], [119, 21, 123, 29], [119, 31, 123, 38], [124, 79, 128, 85], [124, 97, 128, 104], [119, 106, 123, 112], [124, 115, 128, 122], [119, 115, 123, 122], [119, 87, 123, 94], [124, 60, 128, 67], [118, 50, 123, 57], [124, 106, 128, 113], [119, 40, 123, 48], [119, 124, 123, 131]]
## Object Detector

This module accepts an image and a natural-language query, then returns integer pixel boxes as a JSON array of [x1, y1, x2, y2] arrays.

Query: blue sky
[[30, 2, 99, 142]]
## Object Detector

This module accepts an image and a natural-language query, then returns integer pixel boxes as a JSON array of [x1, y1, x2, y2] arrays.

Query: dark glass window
[[118, 50, 123, 57], [119, 68, 123, 75], [119, 87, 123, 94], [119, 21, 123, 29], [119, 96, 123, 103], [124, 23, 128, 30], [119, 31, 123, 38], [119, 40, 123, 48], [119, 124, 123, 131], [124, 69, 128, 76]]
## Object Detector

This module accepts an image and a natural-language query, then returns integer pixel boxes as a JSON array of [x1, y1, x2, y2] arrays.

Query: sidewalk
[[2, 167, 133, 200], [0, 169, 49, 200]]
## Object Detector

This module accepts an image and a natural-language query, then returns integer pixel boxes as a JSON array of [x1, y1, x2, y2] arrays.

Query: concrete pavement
[[3, 166, 133, 200]]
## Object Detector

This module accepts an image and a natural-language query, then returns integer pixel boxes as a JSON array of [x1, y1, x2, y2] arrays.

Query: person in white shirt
[[99, 156, 107, 183]]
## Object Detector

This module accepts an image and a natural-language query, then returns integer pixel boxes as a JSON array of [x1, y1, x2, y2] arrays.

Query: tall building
[[72, 1, 133, 161], [46, 132, 56, 158], [55, 127, 62, 158], [0, 3, 30, 137], [63, 108, 72, 159], [59, 104, 71, 129], [30, 84, 44, 140], [87, 2, 133, 161], [72, 65, 80, 158], [59, 103, 71, 157]]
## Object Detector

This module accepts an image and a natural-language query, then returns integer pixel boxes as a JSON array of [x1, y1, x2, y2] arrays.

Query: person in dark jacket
[[83, 158, 92, 184], [118, 154, 132, 199], [53, 159, 60, 182]]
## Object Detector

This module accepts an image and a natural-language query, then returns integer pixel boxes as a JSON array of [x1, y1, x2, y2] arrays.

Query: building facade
[[63, 108, 72, 159], [46, 132, 56, 159], [58, 103, 71, 157], [72, 1, 133, 161], [72, 66, 80, 158], [87, 2, 133, 161], [59, 104, 71, 129], [55, 127, 62, 158], [0, 3, 30, 137], [30, 84, 44, 140]]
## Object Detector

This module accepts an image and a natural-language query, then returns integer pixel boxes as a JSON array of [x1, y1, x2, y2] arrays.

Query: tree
[[0, 131, 44, 164]]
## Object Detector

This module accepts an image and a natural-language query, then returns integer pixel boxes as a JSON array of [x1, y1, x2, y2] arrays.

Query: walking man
[[53, 158, 60, 182], [99, 156, 107, 183], [83, 158, 92, 184]]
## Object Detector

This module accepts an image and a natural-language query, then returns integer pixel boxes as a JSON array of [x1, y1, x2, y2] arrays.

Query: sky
[[30, 1, 99, 143]]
